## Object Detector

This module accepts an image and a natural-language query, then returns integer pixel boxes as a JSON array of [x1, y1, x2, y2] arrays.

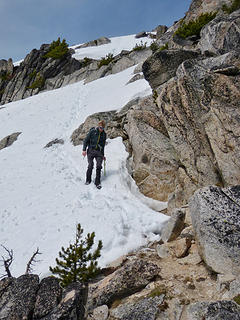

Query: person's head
[[98, 120, 106, 131]]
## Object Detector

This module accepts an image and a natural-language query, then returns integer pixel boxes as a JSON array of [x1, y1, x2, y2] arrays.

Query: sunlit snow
[[0, 35, 168, 278]]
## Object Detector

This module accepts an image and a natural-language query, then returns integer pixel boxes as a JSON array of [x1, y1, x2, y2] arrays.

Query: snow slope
[[72, 34, 153, 60], [0, 35, 168, 278]]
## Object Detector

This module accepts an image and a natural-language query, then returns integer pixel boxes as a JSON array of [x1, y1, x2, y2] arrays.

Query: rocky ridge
[[0, 37, 152, 106], [1, 0, 240, 319]]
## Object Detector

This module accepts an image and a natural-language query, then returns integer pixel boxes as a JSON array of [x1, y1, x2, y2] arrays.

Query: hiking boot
[[85, 181, 91, 185], [96, 184, 102, 189]]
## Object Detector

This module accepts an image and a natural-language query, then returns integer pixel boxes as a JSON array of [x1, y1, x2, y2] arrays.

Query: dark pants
[[86, 148, 104, 185]]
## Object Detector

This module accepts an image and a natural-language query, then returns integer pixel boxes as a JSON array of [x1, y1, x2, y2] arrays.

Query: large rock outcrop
[[87, 259, 160, 311], [0, 45, 82, 105], [184, 0, 232, 22], [0, 275, 87, 320], [198, 9, 240, 54], [189, 185, 240, 275], [155, 49, 240, 208], [186, 300, 240, 319], [142, 49, 200, 89], [0, 274, 39, 320]]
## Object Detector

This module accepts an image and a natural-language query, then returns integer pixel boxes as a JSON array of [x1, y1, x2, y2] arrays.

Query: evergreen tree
[[49, 223, 103, 287], [44, 37, 69, 60]]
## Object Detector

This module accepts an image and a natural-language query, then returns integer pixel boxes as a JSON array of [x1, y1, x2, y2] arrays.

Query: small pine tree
[[175, 12, 217, 39], [44, 37, 69, 60], [49, 223, 103, 287]]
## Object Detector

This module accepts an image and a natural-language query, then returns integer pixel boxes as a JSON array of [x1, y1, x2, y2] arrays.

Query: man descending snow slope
[[82, 120, 106, 189]]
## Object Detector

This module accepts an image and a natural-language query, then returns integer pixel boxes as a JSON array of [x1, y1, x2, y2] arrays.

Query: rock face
[[155, 50, 240, 208], [0, 274, 39, 320], [198, 10, 240, 54], [142, 49, 200, 89], [0, 59, 14, 75], [33, 277, 62, 319], [187, 300, 240, 320], [0, 45, 82, 105], [0, 275, 87, 320], [184, 0, 232, 22], [110, 295, 165, 320], [124, 96, 179, 202], [155, 25, 168, 39], [87, 259, 160, 311], [189, 185, 240, 275], [41, 282, 87, 320]]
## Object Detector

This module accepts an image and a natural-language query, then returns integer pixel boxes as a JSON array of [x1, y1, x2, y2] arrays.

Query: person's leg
[[86, 149, 94, 183], [95, 152, 103, 186]]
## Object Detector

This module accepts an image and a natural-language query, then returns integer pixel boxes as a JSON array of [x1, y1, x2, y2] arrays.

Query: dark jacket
[[83, 127, 106, 155]]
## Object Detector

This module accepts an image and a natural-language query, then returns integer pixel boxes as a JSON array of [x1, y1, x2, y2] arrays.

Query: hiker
[[82, 120, 106, 189]]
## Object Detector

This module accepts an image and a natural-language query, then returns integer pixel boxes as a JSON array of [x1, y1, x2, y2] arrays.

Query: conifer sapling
[[49, 223, 103, 287]]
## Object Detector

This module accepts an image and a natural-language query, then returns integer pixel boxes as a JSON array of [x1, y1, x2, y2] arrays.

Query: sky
[[0, 0, 192, 62]]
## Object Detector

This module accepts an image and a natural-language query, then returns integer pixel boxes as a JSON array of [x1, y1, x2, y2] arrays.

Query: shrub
[[27, 73, 45, 90], [29, 69, 37, 79], [222, 0, 240, 13], [98, 53, 114, 69], [159, 43, 169, 51], [150, 41, 159, 53], [49, 223, 103, 287], [175, 12, 217, 39], [234, 295, 240, 305], [44, 37, 69, 60], [81, 57, 92, 68], [0, 71, 12, 81], [132, 41, 147, 52]]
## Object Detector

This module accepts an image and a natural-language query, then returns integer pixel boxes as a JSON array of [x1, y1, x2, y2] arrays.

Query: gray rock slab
[[33, 276, 62, 319], [76, 37, 111, 49], [41, 282, 87, 320], [142, 49, 200, 89], [87, 259, 160, 311], [190, 185, 240, 275], [161, 208, 186, 242], [92, 305, 109, 320], [186, 300, 240, 320], [110, 295, 164, 320], [198, 10, 240, 54], [0, 274, 39, 320]]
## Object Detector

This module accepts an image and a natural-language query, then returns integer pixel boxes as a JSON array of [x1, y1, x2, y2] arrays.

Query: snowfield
[[0, 35, 169, 278]]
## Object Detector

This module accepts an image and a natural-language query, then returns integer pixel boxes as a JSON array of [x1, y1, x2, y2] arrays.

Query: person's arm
[[82, 130, 91, 156]]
